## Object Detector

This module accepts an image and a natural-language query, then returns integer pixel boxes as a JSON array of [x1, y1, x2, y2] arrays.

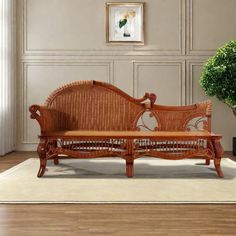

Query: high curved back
[[45, 80, 152, 131]]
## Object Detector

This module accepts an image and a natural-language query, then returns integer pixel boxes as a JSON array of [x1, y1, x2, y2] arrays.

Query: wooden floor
[[0, 152, 236, 236]]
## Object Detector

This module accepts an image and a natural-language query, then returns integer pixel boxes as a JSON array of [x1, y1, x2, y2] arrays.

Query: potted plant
[[200, 40, 236, 155]]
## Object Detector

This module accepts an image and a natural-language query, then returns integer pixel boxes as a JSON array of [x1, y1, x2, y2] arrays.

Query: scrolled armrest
[[29, 104, 41, 120], [29, 105, 63, 134]]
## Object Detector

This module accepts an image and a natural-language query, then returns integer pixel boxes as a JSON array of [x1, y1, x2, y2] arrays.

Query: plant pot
[[233, 137, 236, 156]]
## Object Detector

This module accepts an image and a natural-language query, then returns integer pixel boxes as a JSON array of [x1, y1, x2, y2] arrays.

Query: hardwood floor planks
[[0, 204, 236, 236]]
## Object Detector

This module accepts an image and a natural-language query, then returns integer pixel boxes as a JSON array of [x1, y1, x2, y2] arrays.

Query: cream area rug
[[0, 158, 236, 203]]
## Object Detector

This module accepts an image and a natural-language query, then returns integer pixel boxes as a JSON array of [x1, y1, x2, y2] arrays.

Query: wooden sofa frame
[[29, 80, 224, 178]]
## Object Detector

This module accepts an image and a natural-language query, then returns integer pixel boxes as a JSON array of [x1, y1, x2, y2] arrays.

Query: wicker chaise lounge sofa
[[29, 80, 224, 178]]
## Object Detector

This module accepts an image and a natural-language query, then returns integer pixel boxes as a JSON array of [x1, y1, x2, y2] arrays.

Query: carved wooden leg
[[126, 159, 134, 178], [125, 139, 135, 177], [53, 140, 59, 165], [38, 158, 47, 177], [213, 138, 224, 178], [214, 158, 224, 178], [205, 159, 210, 165], [37, 139, 47, 177], [205, 141, 211, 165]]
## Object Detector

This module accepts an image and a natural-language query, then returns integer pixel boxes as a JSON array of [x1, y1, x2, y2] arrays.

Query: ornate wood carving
[[212, 138, 224, 178], [136, 111, 158, 131], [37, 138, 48, 177]]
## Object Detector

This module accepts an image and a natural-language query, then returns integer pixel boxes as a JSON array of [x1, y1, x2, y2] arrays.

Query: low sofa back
[[151, 101, 212, 132]]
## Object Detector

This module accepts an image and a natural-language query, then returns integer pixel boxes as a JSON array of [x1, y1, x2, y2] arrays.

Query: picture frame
[[106, 2, 144, 44]]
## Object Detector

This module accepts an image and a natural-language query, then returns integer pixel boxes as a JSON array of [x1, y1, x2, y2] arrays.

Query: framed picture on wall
[[106, 2, 144, 44]]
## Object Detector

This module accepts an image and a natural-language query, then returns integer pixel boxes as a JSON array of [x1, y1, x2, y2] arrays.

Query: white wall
[[17, 0, 236, 151]]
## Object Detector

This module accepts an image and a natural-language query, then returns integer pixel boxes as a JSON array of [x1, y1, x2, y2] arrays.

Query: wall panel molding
[[133, 60, 185, 105], [22, 0, 185, 56], [187, 0, 215, 55], [187, 0, 236, 55], [186, 60, 204, 104]]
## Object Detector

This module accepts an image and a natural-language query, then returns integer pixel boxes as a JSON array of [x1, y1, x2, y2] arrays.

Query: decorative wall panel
[[188, 0, 236, 55], [133, 61, 185, 105], [23, 0, 184, 55]]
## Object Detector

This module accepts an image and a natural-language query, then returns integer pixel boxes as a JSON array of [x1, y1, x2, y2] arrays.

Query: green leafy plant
[[200, 40, 236, 116], [119, 19, 127, 28]]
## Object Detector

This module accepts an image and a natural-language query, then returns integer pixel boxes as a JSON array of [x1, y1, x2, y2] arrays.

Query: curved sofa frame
[[29, 80, 223, 178]]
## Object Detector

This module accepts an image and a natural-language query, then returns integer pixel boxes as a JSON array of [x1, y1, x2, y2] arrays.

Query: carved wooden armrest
[[29, 105, 63, 134]]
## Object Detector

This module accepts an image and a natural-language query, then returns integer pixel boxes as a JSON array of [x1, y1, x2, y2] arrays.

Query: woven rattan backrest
[[45, 81, 147, 131], [152, 100, 212, 132]]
